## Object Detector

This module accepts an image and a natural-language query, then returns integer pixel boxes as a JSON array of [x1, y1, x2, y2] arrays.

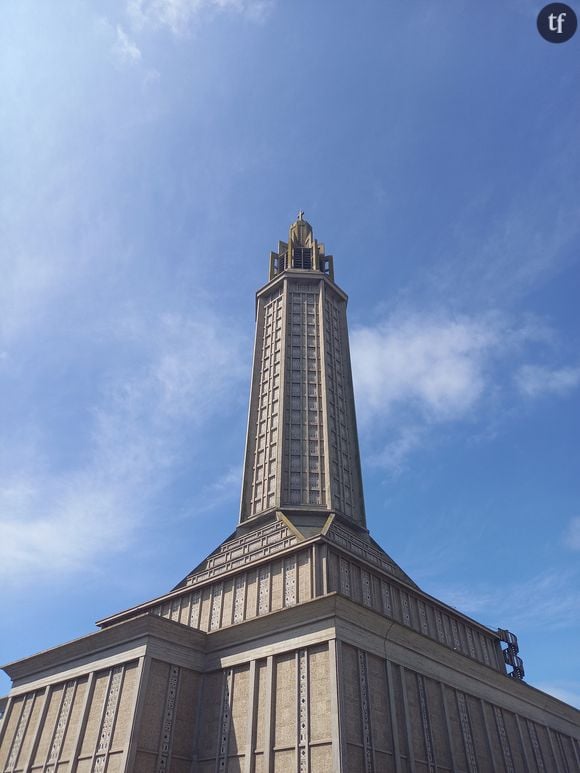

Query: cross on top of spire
[[297, 210, 304, 221]]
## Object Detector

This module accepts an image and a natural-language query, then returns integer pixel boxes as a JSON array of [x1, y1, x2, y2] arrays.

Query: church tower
[[1, 217, 579, 772], [240, 212, 365, 526]]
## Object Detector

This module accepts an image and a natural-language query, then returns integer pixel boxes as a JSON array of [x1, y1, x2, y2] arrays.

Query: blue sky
[[1, 0, 579, 706]]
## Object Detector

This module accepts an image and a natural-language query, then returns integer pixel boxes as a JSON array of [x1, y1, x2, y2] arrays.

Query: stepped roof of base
[[96, 511, 418, 629], [172, 510, 418, 591]]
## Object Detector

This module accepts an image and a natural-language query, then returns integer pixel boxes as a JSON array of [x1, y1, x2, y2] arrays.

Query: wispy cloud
[[435, 569, 580, 633], [189, 464, 242, 515], [0, 473, 138, 580], [114, 25, 142, 64], [351, 310, 578, 471], [127, 0, 273, 36], [564, 517, 580, 551], [0, 309, 248, 585], [351, 311, 529, 470], [534, 682, 580, 710], [351, 312, 499, 424], [95, 17, 160, 82], [516, 364, 580, 398], [424, 132, 580, 311], [372, 425, 425, 474]]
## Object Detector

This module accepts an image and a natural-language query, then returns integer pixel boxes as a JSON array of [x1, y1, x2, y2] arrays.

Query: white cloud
[[516, 364, 580, 398], [127, 0, 273, 35], [351, 313, 499, 425], [114, 25, 142, 64], [564, 517, 580, 551], [0, 309, 248, 585], [151, 313, 247, 420], [372, 425, 425, 474], [0, 474, 136, 579], [206, 465, 242, 494], [424, 129, 580, 311], [188, 464, 242, 515], [351, 310, 578, 471]]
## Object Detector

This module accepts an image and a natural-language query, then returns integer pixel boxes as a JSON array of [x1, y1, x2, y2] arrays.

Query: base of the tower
[[2, 594, 579, 772]]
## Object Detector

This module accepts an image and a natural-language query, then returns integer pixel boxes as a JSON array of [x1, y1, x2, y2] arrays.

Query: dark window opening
[[293, 248, 312, 270]]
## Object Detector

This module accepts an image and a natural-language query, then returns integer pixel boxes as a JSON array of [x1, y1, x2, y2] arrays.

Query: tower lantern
[[269, 212, 334, 280]]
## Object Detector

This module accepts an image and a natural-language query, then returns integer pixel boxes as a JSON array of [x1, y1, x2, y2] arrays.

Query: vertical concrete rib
[[479, 699, 498, 773], [123, 656, 150, 773], [440, 684, 457, 773], [263, 656, 274, 773], [244, 660, 257, 773], [21, 684, 50, 772], [70, 671, 95, 773], [328, 640, 343, 773], [385, 660, 402, 773], [399, 667, 416, 773]]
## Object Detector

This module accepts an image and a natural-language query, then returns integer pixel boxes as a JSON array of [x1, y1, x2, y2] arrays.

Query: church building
[[1, 216, 579, 772]]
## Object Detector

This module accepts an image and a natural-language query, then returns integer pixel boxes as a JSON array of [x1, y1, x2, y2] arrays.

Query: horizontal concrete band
[[5, 594, 579, 740]]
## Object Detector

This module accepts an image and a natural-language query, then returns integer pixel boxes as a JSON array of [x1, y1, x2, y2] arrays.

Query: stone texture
[[2, 218, 579, 772]]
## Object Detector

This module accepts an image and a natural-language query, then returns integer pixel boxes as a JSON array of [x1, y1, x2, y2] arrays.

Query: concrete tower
[[240, 212, 365, 526], [1, 218, 579, 772]]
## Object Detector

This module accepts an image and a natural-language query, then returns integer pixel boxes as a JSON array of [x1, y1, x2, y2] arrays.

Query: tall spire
[[240, 217, 365, 527]]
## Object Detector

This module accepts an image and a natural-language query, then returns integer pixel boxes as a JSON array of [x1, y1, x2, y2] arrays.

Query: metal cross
[[297, 210, 304, 221]]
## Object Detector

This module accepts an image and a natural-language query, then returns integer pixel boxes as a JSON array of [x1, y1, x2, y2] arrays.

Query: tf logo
[[537, 3, 578, 42]]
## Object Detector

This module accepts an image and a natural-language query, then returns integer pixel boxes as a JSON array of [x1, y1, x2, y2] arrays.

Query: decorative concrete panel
[[298, 550, 311, 604], [273, 748, 295, 772], [366, 654, 392, 756], [341, 644, 362, 747], [274, 654, 296, 749], [60, 677, 89, 764], [281, 283, 326, 509], [309, 646, 330, 745], [3, 692, 34, 771], [195, 672, 222, 764], [29, 689, 58, 768], [310, 745, 333, 773], [155, 664, 179, 772], [171, 668, 199, 763], [322, 287, 364, 522], [138, 661, 169, 756], [504, 709, 530, 770], [344, 743, 365, 773], [228, 665, 250, 757], [111, 663, 137, 753], [253, 661, 268, 755], [79, 673, 109, 759], [245, 286, 284, 517]]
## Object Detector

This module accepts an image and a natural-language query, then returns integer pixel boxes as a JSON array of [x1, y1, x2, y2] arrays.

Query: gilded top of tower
[[269, 212, 334, 281]]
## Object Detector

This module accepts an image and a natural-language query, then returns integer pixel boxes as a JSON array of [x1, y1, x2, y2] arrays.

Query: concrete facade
[[2, 217, 579, 771], [3, 597, 580, 772], [240, 216, 364, 526]]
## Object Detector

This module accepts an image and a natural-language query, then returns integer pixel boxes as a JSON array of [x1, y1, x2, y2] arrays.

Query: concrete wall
[[338, 641, 580, 772], [150, 545, 320, 633], [0, 617, 206, 773], [327, 547, 505, 675], [194, 643, 334, 773], [132, 660, 200, 773], [0, 662, 139, 773]]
